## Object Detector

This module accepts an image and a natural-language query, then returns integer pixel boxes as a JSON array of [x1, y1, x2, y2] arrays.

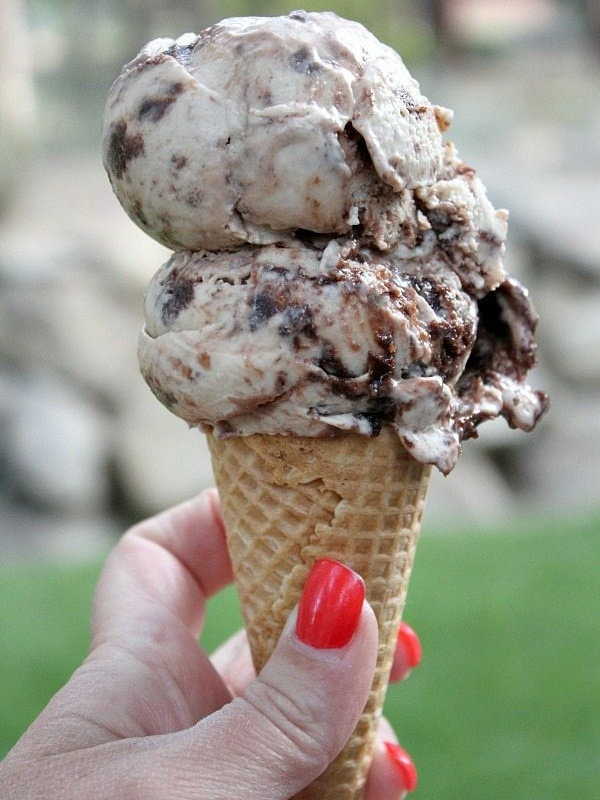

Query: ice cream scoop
[[138, 238, 475, 474], [102, 10, 450, 252]]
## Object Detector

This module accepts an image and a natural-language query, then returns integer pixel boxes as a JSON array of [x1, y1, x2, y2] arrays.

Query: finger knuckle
[[242, 678, 335, 775]]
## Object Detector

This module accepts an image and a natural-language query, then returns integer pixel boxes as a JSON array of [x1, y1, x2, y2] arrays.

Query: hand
[[1, 490, 420, 799]]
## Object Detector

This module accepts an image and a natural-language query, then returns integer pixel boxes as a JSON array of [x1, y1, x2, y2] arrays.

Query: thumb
[[159, 560, 378, 800]]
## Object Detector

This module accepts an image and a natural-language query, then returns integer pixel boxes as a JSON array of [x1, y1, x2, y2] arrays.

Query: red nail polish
[[398, 622, 422, 670], [384, 742, 418, 793], [296, 559, 365, 649]]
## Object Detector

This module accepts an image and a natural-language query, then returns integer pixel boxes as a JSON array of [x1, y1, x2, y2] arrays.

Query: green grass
[[1, 513, 598, 799], [0, 560, 101, 753], [386, 513, 600, 799]]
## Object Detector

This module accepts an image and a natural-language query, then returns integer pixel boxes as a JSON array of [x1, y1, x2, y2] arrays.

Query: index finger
[[92, 489, 233, 649]]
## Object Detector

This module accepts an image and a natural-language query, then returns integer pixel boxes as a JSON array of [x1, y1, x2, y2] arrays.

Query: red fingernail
[[296, 559, 365, 649], [384, 742, 418, 793], [398, 622, 422, 669]]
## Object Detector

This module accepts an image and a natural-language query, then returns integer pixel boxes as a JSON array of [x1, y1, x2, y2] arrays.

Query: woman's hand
[[1, 490, 420, 799]]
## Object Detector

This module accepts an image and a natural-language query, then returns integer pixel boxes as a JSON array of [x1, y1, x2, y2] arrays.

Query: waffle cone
[[207, 428, 431, 800]]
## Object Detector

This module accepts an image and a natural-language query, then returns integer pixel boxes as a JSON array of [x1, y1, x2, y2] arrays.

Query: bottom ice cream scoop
[[138, 235, 547, 474]]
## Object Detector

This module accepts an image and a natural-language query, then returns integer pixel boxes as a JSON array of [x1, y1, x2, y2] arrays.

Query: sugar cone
[[207, 427, 431, 800]]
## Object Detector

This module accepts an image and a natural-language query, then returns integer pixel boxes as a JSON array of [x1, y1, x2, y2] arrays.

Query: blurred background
[[0, 1, 599, 795]]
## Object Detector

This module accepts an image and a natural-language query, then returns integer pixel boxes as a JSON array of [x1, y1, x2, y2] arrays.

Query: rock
[[0, 369, 19, 425], [0, 497, 115, 563], [0, 255, 141, 407], [0, 0, 36, 212], [113, 376, 215, 517], [521, 386, 600, 516], [424, 446, 517, 530], [0, 230, 81, 285], [0, 152, 169, 296], [4, 373, 111, 514], [534, 273, 600, 387]]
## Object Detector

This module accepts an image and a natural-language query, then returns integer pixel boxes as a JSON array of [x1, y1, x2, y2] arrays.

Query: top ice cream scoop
[[101, 10, 450, 251]]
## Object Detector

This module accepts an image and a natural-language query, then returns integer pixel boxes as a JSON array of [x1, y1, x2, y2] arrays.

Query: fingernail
[[398, 622, 422, 670], [296, 559, 365, 649], [384, 742, 418, 793]]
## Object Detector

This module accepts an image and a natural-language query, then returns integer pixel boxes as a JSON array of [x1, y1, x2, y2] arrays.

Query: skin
[[1, 490, 416, 799]]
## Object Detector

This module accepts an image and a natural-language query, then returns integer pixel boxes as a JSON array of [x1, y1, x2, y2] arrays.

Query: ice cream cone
[[207, 426, 431, 800]]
